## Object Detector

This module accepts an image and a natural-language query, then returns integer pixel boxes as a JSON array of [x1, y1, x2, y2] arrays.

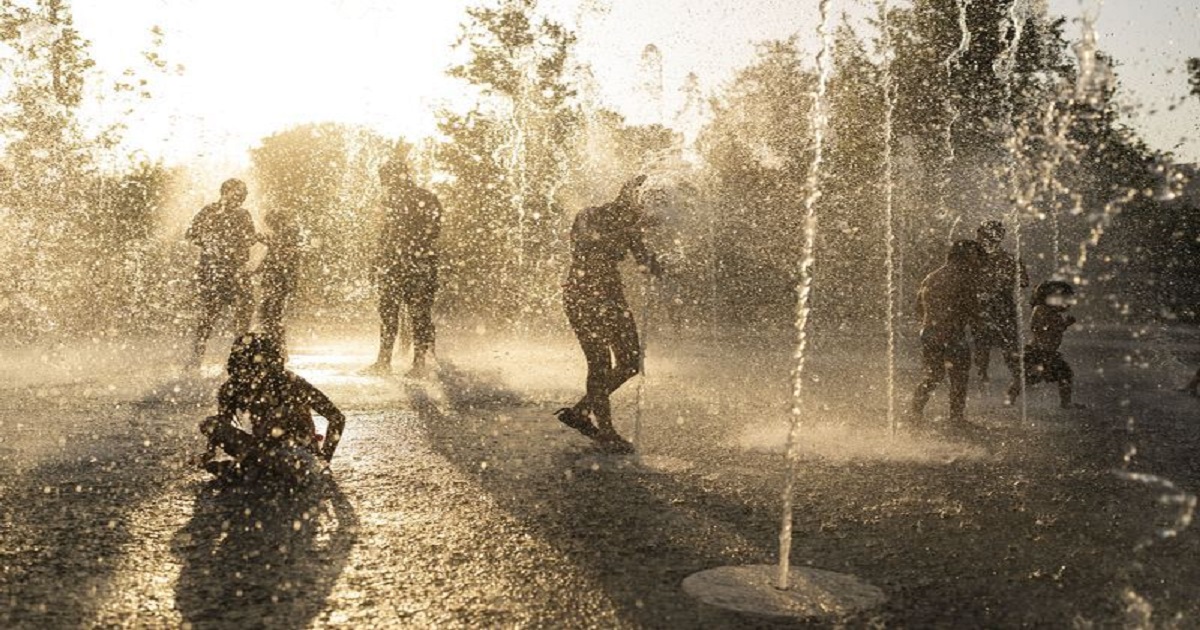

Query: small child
[[198, 333, 346, 483], [256, 207, 302, 359], [1007, 280, 1084, 409]]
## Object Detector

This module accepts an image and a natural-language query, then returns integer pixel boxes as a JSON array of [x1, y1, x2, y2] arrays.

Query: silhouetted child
[[555, 176, 662, 453], [368, 155, 443, 376], [198, 333, 346, 483], [908, 240, 985, 428], [186, 178, 258, 369], [972, 220, 1029, 387], [1007, 280, 1084, 409], [257, 207, 302, 359]]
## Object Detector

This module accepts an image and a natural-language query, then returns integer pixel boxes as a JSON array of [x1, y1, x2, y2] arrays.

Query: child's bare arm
[[303, 383, 345, 462]]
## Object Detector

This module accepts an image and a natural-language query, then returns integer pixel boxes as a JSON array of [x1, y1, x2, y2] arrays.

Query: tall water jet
[[778, 0, 834, 591], [994, 0, 1031, 424], [683, 2, 885, 619], [879, 0, 898, 434], [639, 44, 665, 126], [941, 0, 972, 242]]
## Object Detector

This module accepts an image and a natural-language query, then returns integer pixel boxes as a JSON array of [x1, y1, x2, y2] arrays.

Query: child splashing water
[[197, 333, 346, 484]]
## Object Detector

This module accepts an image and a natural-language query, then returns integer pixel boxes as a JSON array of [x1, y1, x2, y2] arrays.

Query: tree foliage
[[250, 123, 392, 319], [0, 0, 175, 337], [439, 0, 583, 326]]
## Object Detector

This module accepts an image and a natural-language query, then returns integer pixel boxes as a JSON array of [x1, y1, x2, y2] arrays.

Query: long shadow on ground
[[0, 409, 186, 628], [172, 477, 358, 629], [410, 364, 886, 628], [412, 359, 1200, 627]]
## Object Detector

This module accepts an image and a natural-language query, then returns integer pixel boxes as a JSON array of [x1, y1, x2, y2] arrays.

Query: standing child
[[1007, 280, 1084, 409], [555, 176, 663, 453], [257, 207, 302, 359], [198, 333, 346, 483], [908, 240, 985, 428], [186, 178, 258, 369]]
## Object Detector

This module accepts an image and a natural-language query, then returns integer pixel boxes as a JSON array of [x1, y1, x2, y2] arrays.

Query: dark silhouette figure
[[257, 206, 302, 359], [186, 178, 257, 369], [972, 220, 1029, 387], [368, 158, 442, 375], [555, 176, 663, 452], [1008, 280, 1084, 409], [909, 240, 985, 427], [198, 333, 346, 482]]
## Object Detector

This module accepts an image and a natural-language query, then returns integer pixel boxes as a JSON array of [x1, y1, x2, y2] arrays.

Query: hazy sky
[[70, 0, 1200, 166]]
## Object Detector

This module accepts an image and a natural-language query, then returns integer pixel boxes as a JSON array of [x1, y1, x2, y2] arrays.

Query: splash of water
[[778, 0, 833, 592], [640, 44, 665, 126], [1113, 469, 1198, 551]]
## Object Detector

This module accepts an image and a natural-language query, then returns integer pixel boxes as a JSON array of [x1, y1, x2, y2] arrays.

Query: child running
[[1007, 280, 1085, 409], [555, 176, 662, 453]]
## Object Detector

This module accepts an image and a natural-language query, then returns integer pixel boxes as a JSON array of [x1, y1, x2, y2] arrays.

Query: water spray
[[778, 0, 833, 592], [633, 275, 652, 452], [995, 0, 1030, 425], [939, 0, 972, 232], [880, 0, 897, 435]]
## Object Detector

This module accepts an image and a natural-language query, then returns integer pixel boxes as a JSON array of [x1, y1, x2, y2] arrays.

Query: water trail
[[879, 0, 897, 434], [778, 0, 833, 591], [994, 0, 1030, 424], [939, 0, 972, 236], [633, 277, 652, 451], [1066, 1, 1121, 283], [1113, 469, 1198, 551]]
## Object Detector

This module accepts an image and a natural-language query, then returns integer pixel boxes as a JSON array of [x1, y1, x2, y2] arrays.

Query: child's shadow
[[172, 477, 358, 629]]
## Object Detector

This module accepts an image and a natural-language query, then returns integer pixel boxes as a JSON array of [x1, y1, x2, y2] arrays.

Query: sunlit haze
[[73, 0, 1200, 166]]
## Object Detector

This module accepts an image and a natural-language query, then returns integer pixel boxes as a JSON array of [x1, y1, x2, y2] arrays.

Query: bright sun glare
[[77, 1, 473, 165]]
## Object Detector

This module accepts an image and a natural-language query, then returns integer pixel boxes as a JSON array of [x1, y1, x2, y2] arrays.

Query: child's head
[[1031, 280, 1075, 309], [226, 333, 285, 382], [219, 178, 248, 207], [976, 220, 1005, 253]]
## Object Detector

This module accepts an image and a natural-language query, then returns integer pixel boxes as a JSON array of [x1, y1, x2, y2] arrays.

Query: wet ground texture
[[1, 324, 1199, 628]]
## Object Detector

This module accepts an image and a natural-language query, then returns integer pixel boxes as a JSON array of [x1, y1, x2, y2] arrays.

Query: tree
[[697, 38, 814, 325], [250, 123, 391, 319], [441, 0, 583, 326]]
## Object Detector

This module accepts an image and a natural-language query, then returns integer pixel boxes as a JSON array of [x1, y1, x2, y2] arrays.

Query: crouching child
[[1007, 280, 1084, 409], [198, 333, 346, 484]]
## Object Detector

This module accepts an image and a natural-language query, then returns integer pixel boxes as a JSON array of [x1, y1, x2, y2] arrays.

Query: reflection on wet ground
[[1, 327, 1198, 626]]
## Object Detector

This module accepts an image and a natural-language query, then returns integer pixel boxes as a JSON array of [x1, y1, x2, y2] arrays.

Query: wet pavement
[[2, 325, 1200, 627]]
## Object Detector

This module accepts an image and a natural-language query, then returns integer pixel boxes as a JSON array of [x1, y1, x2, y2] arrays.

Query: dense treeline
[[2, 0, 1196, 343]]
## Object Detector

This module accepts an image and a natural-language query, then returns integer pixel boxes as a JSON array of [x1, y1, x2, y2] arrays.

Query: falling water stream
[[777, 0, 834, 592], [995, 0, 1030, 424], [880, 0, 898, 434], [941, 0, 971, 241]]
